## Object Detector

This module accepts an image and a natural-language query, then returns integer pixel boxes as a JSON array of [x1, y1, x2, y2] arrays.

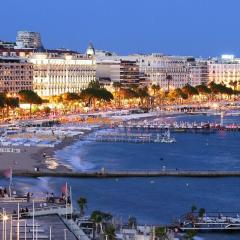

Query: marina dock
[[6, 169, 240, 178]]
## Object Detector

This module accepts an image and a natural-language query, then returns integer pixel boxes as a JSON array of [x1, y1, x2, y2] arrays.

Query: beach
[[0, 131, 91, 173]]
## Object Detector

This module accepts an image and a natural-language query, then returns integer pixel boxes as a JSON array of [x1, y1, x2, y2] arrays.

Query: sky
[[1, 0, 240, 57]]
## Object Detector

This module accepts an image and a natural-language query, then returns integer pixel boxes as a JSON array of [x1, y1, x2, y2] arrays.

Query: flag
[[61, 182, 68, 195], [3, 168, 12, 179]]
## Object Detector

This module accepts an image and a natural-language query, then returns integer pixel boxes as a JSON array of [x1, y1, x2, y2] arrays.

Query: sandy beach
[[0, 134, 87, 173]]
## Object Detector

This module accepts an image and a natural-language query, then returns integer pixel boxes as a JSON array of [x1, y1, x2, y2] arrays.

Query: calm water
[[1, 114, 240, 239]]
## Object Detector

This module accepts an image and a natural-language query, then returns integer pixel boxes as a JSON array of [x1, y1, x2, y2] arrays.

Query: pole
[[9, 168, 12, 198], [2, 208, 4, 240], [49, 226, 52, 240], [25, 220, 27, 240], [65, 182, 68, 219], [70, 186, 73, 220], [17, 203, 20, 240], [33, 200, 35, 240], [4, 212, 7, 240], [64, 229, 67, 240], [36, 223, 38, 240], [10, 215, 12, 240]]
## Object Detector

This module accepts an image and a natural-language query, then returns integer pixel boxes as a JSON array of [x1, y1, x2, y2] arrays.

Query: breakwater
[[5, 169, 240, 178]]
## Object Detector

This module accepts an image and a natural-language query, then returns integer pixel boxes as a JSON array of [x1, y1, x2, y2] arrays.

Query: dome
[[86, 42, 95, 57]]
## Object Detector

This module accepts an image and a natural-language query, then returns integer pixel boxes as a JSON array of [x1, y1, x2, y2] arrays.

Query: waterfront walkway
[[6, 169, 240, 178]]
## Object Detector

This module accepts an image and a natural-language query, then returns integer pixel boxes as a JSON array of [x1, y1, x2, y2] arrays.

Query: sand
[[0, 135, 84, 173]]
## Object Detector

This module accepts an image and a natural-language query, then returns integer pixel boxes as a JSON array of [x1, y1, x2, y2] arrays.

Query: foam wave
[[55, 139, 95, 172]]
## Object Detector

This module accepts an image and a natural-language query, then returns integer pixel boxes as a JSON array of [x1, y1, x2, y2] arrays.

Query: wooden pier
[[5, 169, 240, 179]]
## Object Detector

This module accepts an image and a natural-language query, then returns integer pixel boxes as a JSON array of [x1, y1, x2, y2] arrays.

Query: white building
[[29, 53, 96, 97], [15, 31, 43, 49], [208, 56, 240, 88], [97, 54, 207, 89]]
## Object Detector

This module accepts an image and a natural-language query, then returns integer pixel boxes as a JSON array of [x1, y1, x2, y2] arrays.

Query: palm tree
[[198, 208, 206, 218], [90, 210, 104, 235], [77, 197, 87, 217], [80, 84, 113, 108], [166, 75, 173, 92], [182, 84, 199, 99], [191, 205, 197, 213], [104, 225, 116, 240]]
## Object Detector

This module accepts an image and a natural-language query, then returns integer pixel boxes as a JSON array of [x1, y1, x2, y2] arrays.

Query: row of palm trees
[[0, 80, 239, 119]]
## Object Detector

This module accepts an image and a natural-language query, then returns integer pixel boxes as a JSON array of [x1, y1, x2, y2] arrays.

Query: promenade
[[6, 169, 240, 178]]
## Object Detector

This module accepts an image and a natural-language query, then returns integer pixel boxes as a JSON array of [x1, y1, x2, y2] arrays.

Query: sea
[[1, 114, 240, 239]]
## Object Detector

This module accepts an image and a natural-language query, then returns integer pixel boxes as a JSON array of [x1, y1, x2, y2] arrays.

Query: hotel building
[[208, 56, 240, 88], [29, 53, 96, 97], [98, 54, 208, 89], [0, 57, 33, 94], [97, 59, 140, 85]]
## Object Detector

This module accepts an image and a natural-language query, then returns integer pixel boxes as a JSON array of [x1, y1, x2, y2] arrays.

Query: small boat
[[161, 130, 176, 143]]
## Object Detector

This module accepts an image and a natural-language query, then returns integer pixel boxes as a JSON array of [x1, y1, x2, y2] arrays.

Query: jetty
[[177, 212, 240, 232], [5, 169, 240, 178]]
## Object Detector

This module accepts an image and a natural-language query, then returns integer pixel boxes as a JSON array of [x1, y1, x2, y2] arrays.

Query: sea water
[[1, 114, 240, 239]]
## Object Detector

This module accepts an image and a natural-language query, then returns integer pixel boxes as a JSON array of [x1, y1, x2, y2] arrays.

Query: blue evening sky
[[1, 0, 239, 57]]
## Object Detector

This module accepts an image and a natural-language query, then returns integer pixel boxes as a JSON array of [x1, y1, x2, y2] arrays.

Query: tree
[[191, 205, 197, 213], [18, 90, 42, 117], [182, 84, 199, 98], [151, 84, 160, 96], [136, 86, 150, 106], [195, 84, 211, 95], [80, 85, 113, 107], [5, 97, 19, 117], [43, 106, 51, 116], [229, 80, 238, 90], [166, 75, 173, 92], [62, 92, 80, 102], [155, 227, 169, 240], [77, 197, 88, 217], [90, 210, 112, 233], [104, 225, 116, 240], [0, 93, 6, 118], [198, 208, 206, 218], [184, 230, 197, 240]]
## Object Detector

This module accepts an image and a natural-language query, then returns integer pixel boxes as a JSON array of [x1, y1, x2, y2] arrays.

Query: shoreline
[[0, 129, 93, 173]]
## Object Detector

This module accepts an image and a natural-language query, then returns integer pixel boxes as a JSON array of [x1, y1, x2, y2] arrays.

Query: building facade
[[208, 57, 240, 88], [29, 53, 96, 97], [0, 57, 33, 94], [97, 59, 140, 85], [97, 54, 208, 90], [15, 31, 43, 49]]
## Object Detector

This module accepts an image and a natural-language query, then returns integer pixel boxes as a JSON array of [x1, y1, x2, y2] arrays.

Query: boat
[[154, 130, 176, 143], [161, 129, 176, 143]]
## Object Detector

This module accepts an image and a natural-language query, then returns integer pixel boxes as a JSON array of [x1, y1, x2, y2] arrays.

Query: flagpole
[[2, 208, 4, 240], [65, 182, 68, 219], [10, 215, 12, 240], [17, 203, 20, 240], [25, 220, 27, 240], [70, 186, 73, 220], [49, 226, 52, 240], [9, 168, 12, 197], [33, 200, 35, 240]]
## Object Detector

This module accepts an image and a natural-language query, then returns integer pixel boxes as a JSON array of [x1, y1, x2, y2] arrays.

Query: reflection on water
[[1, 114, 239, 239]]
